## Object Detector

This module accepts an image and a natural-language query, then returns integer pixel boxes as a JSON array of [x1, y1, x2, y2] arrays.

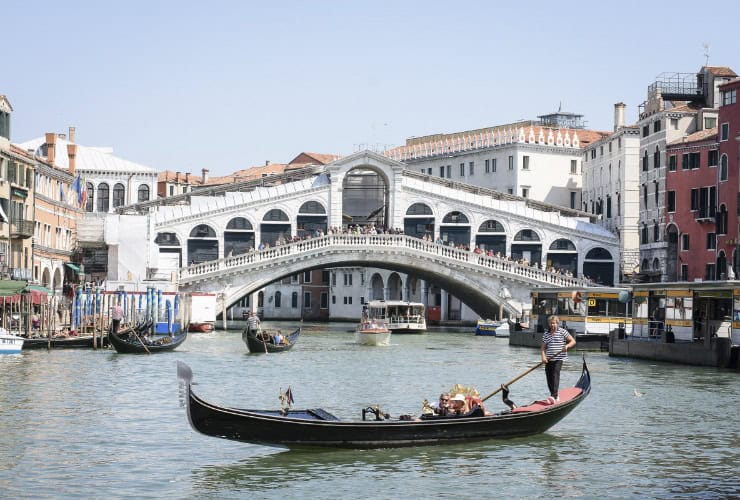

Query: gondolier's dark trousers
[[112, 319, 121, 335], [545, 360, 563, 398]]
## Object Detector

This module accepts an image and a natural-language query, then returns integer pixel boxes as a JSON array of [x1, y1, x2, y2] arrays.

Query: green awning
[[0, 279, 28, 297], [26, 284, 51, 293], [65, 263, 81, 273]]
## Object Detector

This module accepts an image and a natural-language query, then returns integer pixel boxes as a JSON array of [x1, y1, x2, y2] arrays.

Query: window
[[320, 292, 328, 309], [485, 159, 490, 173], [641, 225, 648, 244], [707, 233, 716, 250], [722, 89, 737, 106], [653, 223, 659, 242], [97, 183, 109, 212], [717, 206, 728, 235], [85, 183, 94, 212], [491, 159, 497, 173], [446, 165, 451, 178], [690, 188, 699, 211], [705, 264, 716, 281], [708, 150, 718, 167], [681, 265, 688, 281], [720, 154, 728, 181], [704, 117, 716, 129], [439, 166, 445, 178], [522, 187, 529, 198], [137, 185, 150, 202], [570, 191, 576, 209], [292, 292, 298, 308], [682, 152, 700, 170], [274, 292, 281, 308], [695, 186, 716, 219], [112, 183, 125, 208], [682, 234, 690, 250], [303, 271, 312, 283], [360, 296, 365, 304], [469, 161, 474, 175], [459, 163, 465, 177], [653, 147, 660, 169], [642, 125, 650, 137], [169, 185, 174, 196], [643, 184, 647, 206], [671, 118, 678, 130], [427, 168, 432, 175], [653, 120, 662, 133], [667, 191, 676, 212], [343, 272, 352, 286], [570, 160, 577, 174], [606, 196, 612, 218], [669, 155, 677, 171], [654, 183, 659, 205], [721, 123, 729, 141], [304, 292, 311, 309], [508, 156, 513, 170], [522, 156, 529, 170], [642, 151, 648, 171], [331, 295, 336, 305], [600, 146, 604, 156]]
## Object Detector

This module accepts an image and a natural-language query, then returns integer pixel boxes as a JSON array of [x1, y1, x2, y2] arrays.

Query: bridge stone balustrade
[[179, 234, 589, 318]]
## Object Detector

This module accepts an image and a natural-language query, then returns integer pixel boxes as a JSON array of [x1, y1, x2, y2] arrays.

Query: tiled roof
[[288, 152, 341, 165], [667, 127, 717, 146], [205, 163, 287, 186], [704, 66, 737, 77]]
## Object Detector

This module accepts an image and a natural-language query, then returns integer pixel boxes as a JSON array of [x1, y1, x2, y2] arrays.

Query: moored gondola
[[242, 325, 300, 353], [110, 322, 187, 354], [176, 359, 591, 449]]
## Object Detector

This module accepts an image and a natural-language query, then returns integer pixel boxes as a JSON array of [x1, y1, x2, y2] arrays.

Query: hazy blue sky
[[3, 1, 739, 176]]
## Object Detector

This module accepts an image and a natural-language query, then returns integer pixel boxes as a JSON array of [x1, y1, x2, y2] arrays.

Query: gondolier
[[111, 301, 124, 335], [541, 315, 576, 404], [248, 311, 261, 332]]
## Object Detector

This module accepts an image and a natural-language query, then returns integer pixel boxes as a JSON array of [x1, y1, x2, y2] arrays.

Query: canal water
[[1, 323, 738, 499]]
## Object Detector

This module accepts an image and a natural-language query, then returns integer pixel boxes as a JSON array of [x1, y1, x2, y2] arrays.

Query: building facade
[[581, 103, 641, 281]]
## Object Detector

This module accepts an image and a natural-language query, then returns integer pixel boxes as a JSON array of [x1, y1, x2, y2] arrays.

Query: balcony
[[10, 219, 34, 239]]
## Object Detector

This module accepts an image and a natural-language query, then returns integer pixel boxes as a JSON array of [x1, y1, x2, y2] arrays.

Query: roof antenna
[[702, 43, 710, 66]]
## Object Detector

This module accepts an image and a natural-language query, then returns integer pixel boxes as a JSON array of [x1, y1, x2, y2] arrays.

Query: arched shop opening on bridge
[[224, 217, 254, 256], [475, 219, 506, 254], [261, 209, 290, 246], [156, 232, 182, 278], [404, 202, 435, 239], [188, 224, 218, 264], [583, 247, 615, 286], [297, 201, 328, 238], [342, 167, 388, 229], [511, 229, 542, 264], [439, 211, 471, 247], [547, 238, 578, 276]]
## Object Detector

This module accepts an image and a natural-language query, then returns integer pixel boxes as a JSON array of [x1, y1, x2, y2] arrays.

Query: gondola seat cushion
[[511, 387, 583, 413]]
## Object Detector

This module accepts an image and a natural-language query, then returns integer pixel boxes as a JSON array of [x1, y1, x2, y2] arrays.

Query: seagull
[[633, 388, 645, 398]]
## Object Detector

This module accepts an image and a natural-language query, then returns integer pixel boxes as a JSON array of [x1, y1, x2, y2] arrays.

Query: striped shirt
[[543, 327, 572, 361]]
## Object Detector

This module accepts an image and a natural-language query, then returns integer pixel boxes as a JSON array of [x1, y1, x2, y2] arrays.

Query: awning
[[0, 279, 28, 297], [0, 203, 7, 223], [65, 263, 81, 273]]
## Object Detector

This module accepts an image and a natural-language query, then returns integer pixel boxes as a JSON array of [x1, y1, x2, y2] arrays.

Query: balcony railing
[[10, 219, 34, 239]]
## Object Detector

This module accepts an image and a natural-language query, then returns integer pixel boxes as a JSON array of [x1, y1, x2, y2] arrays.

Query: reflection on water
[[0, 326, 738, 498]]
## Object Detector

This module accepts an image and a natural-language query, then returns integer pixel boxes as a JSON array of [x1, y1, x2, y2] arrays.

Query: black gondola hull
[[110, 324, 187, 354], [242, 326, 300, 353], [177, 361, 591, 449]]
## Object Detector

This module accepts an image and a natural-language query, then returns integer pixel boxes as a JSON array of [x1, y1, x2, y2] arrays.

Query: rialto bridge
[[107, 151, 619, 318]]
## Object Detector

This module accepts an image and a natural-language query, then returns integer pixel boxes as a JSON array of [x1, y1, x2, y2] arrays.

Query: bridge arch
[[404, 201, 436, 239], [387, 272, 403, 300], [475, 219, 507, 254], [511, 228, 543, 265], [546, 238, 578, 275], [369, 272, 384, 300], [261, 208, 291, 247], [440, 210, 472, 247], [188, 224, 218, 264], [583, 247, 615, 285]]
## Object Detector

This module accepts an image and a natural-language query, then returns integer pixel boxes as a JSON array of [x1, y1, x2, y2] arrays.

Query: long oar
[[481, 349, 565, 403], [126, 324, 151, 354]]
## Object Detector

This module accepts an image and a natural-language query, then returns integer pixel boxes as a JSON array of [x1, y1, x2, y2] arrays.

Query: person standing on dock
[[541, 315, 576, 404], [111, 301, 124, 335]]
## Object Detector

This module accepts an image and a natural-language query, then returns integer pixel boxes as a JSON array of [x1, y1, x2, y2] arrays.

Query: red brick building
[[664, 77, 740, 281]]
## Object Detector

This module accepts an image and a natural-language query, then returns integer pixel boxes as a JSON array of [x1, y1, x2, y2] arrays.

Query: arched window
[[189, 224, 217, 238], [263, 209, 289, 221], [112, 183, 125, 208], [720, 154, 728, 182], [298, 201, 326, 214], [137, 185, 150, 202], [478, 220, 505, 232], [85, 182, 95, 212], [155, 232, 180, 246], [226, 217, 253, 230], [291, 292, 298, 308], [586, 248, 613, 260], [442, 211, 469, 224], [274, 291, 282, 308], [97, 183, 109, 212], [406, 203, 433, 215], [514, 229, 540, 241], [549, 239, 576, 251]]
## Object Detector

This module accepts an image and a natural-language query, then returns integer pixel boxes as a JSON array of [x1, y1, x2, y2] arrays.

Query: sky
[[3, 1, 740, 177]]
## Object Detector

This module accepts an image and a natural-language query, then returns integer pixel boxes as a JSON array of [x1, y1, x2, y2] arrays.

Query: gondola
[[109, 322, 187, 354], [176, 359, 591, 449], [22, 335, 107, 349], [242, 325, 300, 353]]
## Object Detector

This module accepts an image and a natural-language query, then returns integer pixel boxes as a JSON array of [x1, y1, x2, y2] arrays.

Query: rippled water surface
[[1, 323, 738, 499]]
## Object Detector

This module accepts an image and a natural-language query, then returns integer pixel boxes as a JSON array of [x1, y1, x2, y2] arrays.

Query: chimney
[[201, 168, 209, 184], [175, 171, 181, 182], [185, 172, 190, 183], [68, 126, 76, 143], [265, 160, 271, 166], [67, 143, 77, 176], [45, 132, 56, 164], [614, 102, 626, 132]]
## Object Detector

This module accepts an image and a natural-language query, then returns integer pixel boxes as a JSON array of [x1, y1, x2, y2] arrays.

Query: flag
[[285, 386, 294, 406], [80, 178, 88, 208], [70, 175, 82, 206], [59, 181, 65, 202]]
